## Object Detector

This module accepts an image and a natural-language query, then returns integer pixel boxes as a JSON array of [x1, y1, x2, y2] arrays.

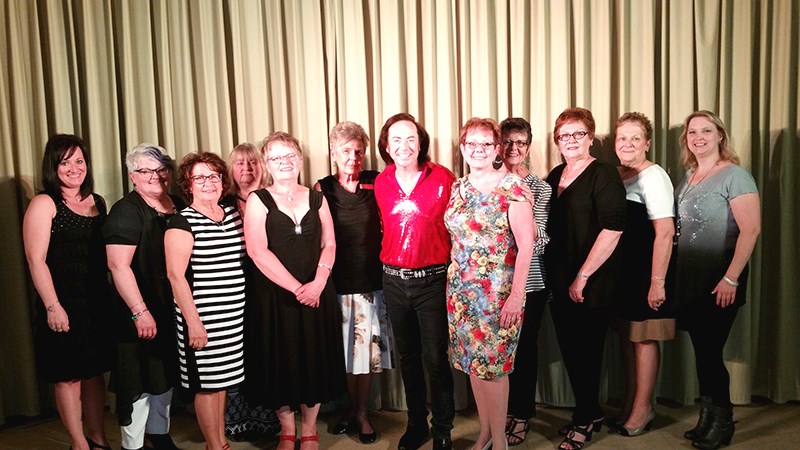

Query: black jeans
[[550, 299, 609, 424], [383, 272, 454, 438], [507, 289, 549, 420], [683, 302, 740, 407]]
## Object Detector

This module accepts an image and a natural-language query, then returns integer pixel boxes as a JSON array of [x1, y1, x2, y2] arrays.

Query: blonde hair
[[679, 110, 740, 169], [227, 143, 265, 195]]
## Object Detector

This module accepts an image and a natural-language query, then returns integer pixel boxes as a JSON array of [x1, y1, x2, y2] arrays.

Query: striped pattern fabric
[[174, 205, 246, 391], [523, 174, 552, 293]]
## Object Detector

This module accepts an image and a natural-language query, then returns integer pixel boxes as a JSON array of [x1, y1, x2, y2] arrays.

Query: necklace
[[274, 187, 297, 202], [675, 161, 721, 245], [678, 161, 720, 202]]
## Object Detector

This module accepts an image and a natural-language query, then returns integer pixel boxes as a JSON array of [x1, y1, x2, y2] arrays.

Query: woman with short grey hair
[[104, 143, 184, 450]]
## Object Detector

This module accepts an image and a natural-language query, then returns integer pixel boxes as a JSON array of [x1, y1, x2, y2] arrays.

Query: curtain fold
[[1, 0, 797, 424]]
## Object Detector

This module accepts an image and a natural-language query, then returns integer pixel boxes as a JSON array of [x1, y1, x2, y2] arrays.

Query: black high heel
[[558, 423, 594, 450], [87, 437, 113, 450], [558, 417, 603, 437]]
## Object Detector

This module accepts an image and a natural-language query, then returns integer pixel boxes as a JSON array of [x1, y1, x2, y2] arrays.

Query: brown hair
[[552, 107, 596, 145], [679, 110, 739, 169], [42, 134, 94, 202], [615, 112, 653, 141], [177, 152, 230, 203], [377, 113, 431, 165], [459, 117, 500, 145], [500, 117, 532, 144]]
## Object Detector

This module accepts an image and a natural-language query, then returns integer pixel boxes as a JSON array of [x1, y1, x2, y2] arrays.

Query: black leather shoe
[[144, 433, 182, 450], [359, 430, 378, 444], [398, 424, 430, 450], [332, 420, 356, 435], [432, 435, 452, 450]]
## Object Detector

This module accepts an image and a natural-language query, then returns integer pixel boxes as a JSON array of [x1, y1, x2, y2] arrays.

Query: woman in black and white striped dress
[[166, 152, 246, 450]]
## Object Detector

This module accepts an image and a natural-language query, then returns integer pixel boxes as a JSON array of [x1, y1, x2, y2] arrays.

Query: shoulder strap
[[254, 189, 275, 209]]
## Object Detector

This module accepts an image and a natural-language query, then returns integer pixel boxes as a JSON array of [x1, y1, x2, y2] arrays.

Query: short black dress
[[35, 194, 114, 383], [243, 190, 345, 409]]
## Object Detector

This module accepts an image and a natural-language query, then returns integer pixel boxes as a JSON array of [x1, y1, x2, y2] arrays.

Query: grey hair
[[126, 143, 173, 172]]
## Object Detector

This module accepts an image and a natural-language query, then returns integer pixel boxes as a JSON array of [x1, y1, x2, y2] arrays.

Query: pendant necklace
[[675, 161, 720, 244]]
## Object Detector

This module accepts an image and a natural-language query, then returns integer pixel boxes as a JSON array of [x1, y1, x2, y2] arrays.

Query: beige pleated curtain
[[1, 0, 798, 424]]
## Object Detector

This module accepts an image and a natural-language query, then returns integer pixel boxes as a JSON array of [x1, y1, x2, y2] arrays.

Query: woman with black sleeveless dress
[[315, 121, 393, 444], [23, 134, 113, 450], [243, 132, 345, 450]]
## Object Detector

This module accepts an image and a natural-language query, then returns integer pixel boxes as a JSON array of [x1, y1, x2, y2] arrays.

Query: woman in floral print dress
[[445, 118, 535, 450]]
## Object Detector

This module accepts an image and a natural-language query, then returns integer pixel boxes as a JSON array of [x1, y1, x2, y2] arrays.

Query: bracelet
[[46, 301, 60, 313], [577, 272, 590, 279], [651, 276, 665, 280], [131, 309, 149, 321], [293, 286, 302, 295], [318, 263, 332, 271], [129, 300, 145, 311], [722, 276, 739, 287]]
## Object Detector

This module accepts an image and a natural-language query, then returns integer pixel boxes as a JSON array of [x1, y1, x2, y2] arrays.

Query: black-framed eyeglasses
[[556, 131, 589, 142], [503, 139, 529, 149], [464, 141, 496, 151], [134, 167, 171, 177], [190, 173, 222, 185]]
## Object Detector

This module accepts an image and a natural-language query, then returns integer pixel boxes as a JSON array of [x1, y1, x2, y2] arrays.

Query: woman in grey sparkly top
[[672, 110, 760, 450]]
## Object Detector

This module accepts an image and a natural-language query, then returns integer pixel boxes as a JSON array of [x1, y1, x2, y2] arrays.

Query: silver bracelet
[[131, 309, 148, 321], [318, 263, 332, 271], [722, 276, 739, 287], [577, 272, 590, 279], [46, 301, 60, 313]]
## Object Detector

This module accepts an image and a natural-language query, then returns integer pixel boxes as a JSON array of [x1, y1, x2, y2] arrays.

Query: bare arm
[[712, 192, 761, 307], [23, 195, 70, 332], [165, 228, 207, 350], [294, 196, 337, 307], [243, 193, 304, 295], [569, 229, 623, 302], [500, 199, 535, 328], [647, 218, 675, 310], [107, 244, 157, 339]]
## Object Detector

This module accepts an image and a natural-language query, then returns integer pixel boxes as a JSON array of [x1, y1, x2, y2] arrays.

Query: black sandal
[[505, 417, 530, 446], [558, 423, 593, 450], [558, 417, 603, 436]]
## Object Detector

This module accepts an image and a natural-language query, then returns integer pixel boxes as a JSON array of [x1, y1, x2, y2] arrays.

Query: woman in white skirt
[[315, 121, 394, 444]]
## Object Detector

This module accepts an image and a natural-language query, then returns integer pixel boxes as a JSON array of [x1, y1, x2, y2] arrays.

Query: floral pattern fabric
[[444, 173, 530, 380], [340, 290, 395, 374]]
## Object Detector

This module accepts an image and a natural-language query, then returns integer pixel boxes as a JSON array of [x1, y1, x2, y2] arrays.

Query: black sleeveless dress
[[243, 190, 345, 409], [35, 194, 114, 383]]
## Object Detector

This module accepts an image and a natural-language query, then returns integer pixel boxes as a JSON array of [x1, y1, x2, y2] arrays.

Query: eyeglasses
[[268, 153, 299, 164], [464, 141, 496, 151], [190, 173, 222, 185], [503, 139, 529, 149], [556, 131, 589, 142], [135, 167, 170, 177]]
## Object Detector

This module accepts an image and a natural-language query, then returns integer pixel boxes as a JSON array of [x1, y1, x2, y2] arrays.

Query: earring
[[492, 155, 503, 170]]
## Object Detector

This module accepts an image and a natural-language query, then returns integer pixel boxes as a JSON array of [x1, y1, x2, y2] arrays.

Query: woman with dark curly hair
[[165, 152, 246, 450]]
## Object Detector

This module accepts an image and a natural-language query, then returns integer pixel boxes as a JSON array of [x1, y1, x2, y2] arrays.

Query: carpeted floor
[[1, 397, 798, 449]]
